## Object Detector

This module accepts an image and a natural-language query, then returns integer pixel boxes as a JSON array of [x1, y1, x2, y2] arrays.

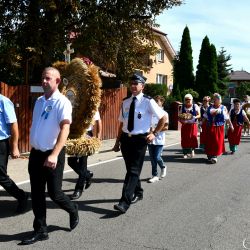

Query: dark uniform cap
[[130, 74, 147, 84]]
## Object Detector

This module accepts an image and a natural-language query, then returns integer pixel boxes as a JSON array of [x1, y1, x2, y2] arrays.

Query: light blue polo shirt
[[0, 94, 17, 140]]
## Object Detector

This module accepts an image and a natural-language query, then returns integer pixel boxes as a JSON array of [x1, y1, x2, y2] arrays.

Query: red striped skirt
[[205, 125, 225, 156], [181, 123, 198, 148], [228, 122, 243, 146]]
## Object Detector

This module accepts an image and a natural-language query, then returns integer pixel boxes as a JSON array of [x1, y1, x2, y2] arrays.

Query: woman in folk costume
[[199, 96, 211, 150], [179, 94, 200, 158], [203, 93, 233, 164], [228, 98, 250, 154], [242, 95, 250, 136]]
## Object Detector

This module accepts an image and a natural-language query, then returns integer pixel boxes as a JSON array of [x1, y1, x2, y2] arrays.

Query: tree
[[0, 0, 183, 85], [235, 82, 250, 99], [195, 36, 219, 98], [208, 44, 218, 94], [182, 88, 199, 100], [172, 26, 194, 103], [217, 47, 232, 95], [217, 47, 232, 80], [172, 54, 181, 98], [178, 26, 194, 91]]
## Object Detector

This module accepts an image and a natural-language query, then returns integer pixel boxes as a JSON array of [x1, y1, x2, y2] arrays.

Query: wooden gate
[[100, 87, 127, 140], [0, 82, 127, 153]]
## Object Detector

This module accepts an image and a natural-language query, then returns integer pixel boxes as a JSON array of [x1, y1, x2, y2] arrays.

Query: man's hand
[[112, 141, 120, 152], [146, 133, 155, 143], [11, 145, 20, 159], [44, 154, 58, 169]]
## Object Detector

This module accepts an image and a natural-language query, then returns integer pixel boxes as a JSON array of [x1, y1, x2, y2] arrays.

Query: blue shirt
[[0, 94, 17, 140]]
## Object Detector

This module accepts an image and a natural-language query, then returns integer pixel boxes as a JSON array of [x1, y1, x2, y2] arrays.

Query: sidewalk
[[2, 130, 181, 188]]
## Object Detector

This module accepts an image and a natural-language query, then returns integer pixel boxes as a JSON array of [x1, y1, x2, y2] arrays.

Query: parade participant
[[199, 96, 211, 150], [112, 74, 167, 213], [68, 110, 102, 200], [228, 98, 250, 154], [148, 95, 169, 183], [20, 67, 79, 245], [0, 94, 28, 214], [179, 94, 200, 158], [203, 93, 234, 164], [242, 95, 250, 136]]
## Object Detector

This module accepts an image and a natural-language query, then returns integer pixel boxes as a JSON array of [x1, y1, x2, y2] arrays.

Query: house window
[[156, 49, 164, 62], [156, 74, 167, 84]]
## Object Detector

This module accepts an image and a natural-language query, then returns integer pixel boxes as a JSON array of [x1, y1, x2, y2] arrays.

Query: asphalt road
[[1, 136, 250, 250]]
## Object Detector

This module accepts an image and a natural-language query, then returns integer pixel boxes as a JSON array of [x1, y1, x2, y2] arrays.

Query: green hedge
[[143, 83, 168, 97]]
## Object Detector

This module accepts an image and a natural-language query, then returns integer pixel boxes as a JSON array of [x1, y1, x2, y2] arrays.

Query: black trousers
[[67, 130, 93, 191], [28, 147, 76, 233], [68, 156, 88, 190], [0, 139, 25, 201], [119, 133, 148, 207]]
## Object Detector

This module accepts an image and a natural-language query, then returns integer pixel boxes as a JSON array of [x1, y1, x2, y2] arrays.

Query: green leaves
[[0, 0, 183, 84]]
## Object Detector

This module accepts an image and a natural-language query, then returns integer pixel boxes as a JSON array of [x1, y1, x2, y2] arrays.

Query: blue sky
[[156, 0, 250, 72]]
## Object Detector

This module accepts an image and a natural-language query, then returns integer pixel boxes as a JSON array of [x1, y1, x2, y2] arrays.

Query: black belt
[[0, 138, 9, 142], [122, 132, 148, 138]]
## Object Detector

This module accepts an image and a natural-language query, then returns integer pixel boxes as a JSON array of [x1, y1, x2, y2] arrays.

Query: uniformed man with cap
[[112, 73, 167, 213]]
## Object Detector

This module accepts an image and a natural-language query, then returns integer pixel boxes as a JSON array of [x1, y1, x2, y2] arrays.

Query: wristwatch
[[153, 131, 159, 136]]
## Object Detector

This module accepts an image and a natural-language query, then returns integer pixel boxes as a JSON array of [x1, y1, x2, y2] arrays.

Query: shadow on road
[[0, 225, 69, 243], [63, 177, 124, 185]]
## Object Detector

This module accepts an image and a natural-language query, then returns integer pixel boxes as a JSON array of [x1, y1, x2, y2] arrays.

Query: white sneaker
[[211, 158, 217, 164], [243, 133, 247, 137], [160, 167, 167, 178], [148, 176, 159, 183], [183, 154, 188, 159], [191, 150, 195, 158]]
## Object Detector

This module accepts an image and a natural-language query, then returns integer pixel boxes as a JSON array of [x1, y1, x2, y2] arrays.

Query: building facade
[[143, 28, 176, 94]]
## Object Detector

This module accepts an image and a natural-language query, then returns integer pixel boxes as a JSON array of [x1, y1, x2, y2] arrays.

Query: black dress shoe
[[85, 171, 93, 190], [131, 195, 143, 204], [70, 189, 83, 200], [70, 204, 79, 230], [113, 202, 128, 213], [20, 232, 49, 245], [16, 193, 29, 214]]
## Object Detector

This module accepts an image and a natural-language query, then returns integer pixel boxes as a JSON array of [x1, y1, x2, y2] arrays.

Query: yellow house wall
[[143, 39, 174, 94]]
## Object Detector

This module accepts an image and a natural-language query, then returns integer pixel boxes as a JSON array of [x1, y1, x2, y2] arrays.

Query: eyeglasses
[[129, 81, 140, 86], [203, 100, 208, 102], [185, 99, 191, 101]]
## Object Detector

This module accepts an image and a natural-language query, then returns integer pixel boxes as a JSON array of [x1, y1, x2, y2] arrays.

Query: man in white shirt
[[21, 67, 79, 245], [112, 74, 167, 213]]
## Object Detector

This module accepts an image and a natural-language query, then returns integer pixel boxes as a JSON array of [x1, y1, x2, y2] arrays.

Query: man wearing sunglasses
[[112, 73, 167, 213]]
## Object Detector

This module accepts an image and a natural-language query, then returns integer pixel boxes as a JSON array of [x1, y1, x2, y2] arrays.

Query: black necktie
[[127, 97, 136, 132]]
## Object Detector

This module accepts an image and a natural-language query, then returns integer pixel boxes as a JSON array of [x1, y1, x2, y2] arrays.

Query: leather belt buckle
[[128, 133, 132, 137]]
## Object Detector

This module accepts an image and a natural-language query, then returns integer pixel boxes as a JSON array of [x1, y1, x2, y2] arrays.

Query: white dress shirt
[[30, 90, 72, 151], [119, 92, 165, 134]]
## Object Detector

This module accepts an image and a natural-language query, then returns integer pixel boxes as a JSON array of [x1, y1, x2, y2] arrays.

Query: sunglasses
[[129, 81, 143, 86]]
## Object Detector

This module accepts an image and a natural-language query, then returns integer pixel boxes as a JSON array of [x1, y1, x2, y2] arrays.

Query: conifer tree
[[172, 55, 181, 98], [217, 47, 232, 95], [209, 44, 218, 94], [195, 36, 213, 98], [217, 47, 232, 81], [177, 26, 195, 92]]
